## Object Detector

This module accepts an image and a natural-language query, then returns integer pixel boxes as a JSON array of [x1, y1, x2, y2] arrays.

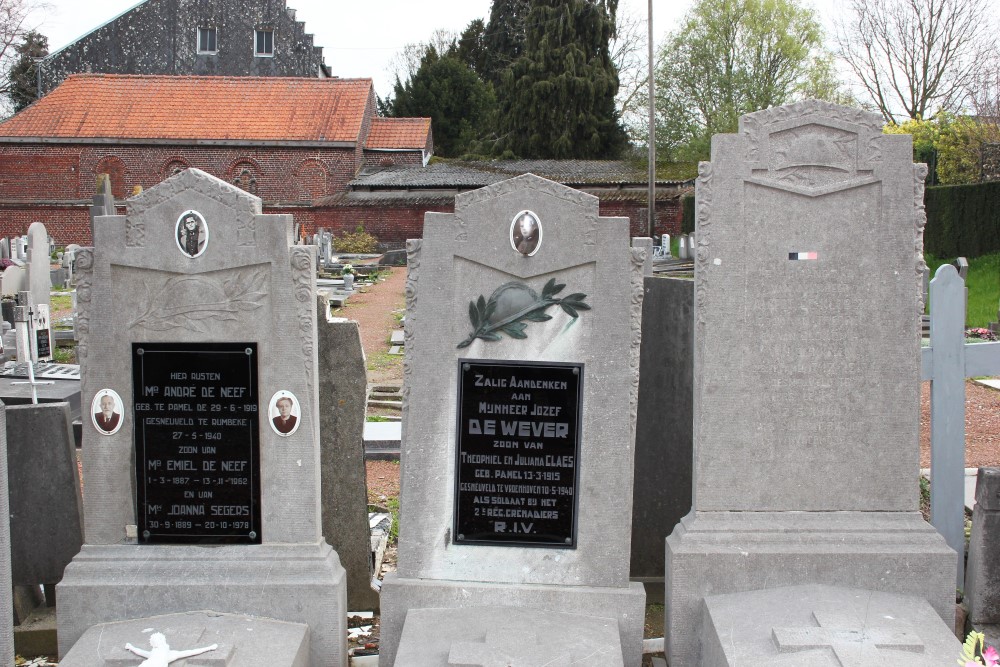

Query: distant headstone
[[316, 294, 378, 612], [27, 222, 52, 313], [5, 402, 83, 587], [0, 238, 9, 260], [59, 610, 309, 667], [378, 249, 406, 266], [379, 174, 646, 665], [677, 233, 689, 260], [664, 101, 955, 665], [0, 403, 15, 666], [57, 168, 347, 667], [14, 236, 26, 262], [1, 265, 24, 297]]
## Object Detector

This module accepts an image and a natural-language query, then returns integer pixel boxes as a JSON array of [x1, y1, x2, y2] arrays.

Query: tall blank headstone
[[664, 101, 955, 665], [26, 221, 51, 312], [380, 174, 646, 665], [317, 294, 378, 611], [57, 168, 347, 667]]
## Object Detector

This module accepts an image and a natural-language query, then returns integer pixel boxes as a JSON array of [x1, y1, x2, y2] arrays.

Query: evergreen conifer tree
[[498, 0, 627, 158]]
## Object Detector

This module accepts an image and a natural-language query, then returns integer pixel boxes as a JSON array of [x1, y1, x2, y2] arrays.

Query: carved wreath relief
[[458, 278, 590, 349], [175, 210, 209, 258]]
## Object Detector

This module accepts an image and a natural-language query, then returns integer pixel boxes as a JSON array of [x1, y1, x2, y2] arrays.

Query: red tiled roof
[[366, 117, 431, 150], [0, 74, 373, 143]]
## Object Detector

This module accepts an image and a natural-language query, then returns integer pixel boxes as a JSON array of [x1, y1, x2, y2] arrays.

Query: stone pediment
[[127, 168, 261, 218]]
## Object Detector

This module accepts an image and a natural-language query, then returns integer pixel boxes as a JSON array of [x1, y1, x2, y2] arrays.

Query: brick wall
[[599, 199, 683, 239]]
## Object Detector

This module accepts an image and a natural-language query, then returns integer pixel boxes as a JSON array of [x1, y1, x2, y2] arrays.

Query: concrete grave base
[[57, 542, 346, 667], [665, 511, 956, 666], [394, 606, 624, 666], [701, 584, 961, 666], [379, 574, 645, 666], [60, 609, 309, 667]]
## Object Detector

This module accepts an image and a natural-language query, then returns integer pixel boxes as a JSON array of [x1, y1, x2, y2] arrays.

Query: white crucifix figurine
[[125, 631, 219, 666]]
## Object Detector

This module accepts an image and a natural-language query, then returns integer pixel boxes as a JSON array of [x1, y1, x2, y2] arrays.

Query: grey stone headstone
[[5, 402, 83, 586], [0, 238, 9, 260], [27, 222, 52, 315], [664, 101, 955, 665], [0, 402, 15, 666], [630, 276, 693, 585], [56, 168, 346, 667], [966, 467, 1000, 623], [1, 265, 24, 297], [60, 610, 309, 667], [701, 584, 959, 666], [378, 249, 407, 266], [316, 294, 378, 612], [379, 174, 646, 666], [15, 236, 26, 262]]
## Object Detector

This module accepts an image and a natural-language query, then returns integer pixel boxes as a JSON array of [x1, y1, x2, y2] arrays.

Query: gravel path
[[332, 266, 406, 387]]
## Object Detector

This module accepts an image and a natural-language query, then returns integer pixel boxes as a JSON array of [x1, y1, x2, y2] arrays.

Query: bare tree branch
[[836, 0, 997, 123]]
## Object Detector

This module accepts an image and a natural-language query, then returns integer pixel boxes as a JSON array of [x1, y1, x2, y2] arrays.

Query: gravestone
[[664, 101, 956, 665], [56, 168, 347, 667], [0, 404, 14, 666], [316, 293, 378, 611], [5, 402, 83, 588], [0, 238, 9, 259], [1, 265, 24, 297], [14, 236, 26, 262], [27, 222, 51, 313], [630, 276, 693, 589], [966, 468, 1000, 626], [379, 173, 647, 665]]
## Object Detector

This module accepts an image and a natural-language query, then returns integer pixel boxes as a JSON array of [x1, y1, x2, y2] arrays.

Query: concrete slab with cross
[[393, 607, 622, 667], [701, 584, 960, 666]]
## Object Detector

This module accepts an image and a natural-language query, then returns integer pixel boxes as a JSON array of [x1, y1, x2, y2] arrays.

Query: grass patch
[[386, 496, 400, 544], [926, 253, 999, 328], [50, 293, 73, 311], [366, 415, 391, 422], [366, 350, 401, 372], [52, 346, 76, 364]]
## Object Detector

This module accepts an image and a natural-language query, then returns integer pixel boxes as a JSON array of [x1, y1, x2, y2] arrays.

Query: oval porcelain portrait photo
[[91, 388, 124, 435], [175, 210, 209, 258], [510, 210, 542, 256], [268, 390, 301, 437]]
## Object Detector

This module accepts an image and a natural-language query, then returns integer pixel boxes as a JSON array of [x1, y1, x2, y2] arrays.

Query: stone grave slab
[[966, 467, 1000, 624], [701, 584, 960, 666], [664, 100, 955, 665], [379, 174, 646, 665], [5, 402, 83, 586], [59, 610, 309, 667], [394, 607, 623, 666], [317, 293, 377, 611], [56, 168, 346, 667]]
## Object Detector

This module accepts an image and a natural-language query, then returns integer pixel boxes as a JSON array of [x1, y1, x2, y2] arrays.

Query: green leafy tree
[[7, 29, 45, 112], [884, 114, 1000, 185], [654, 0, 830, 161], [389, 48, 497, 157], [482, 0, 532, 86], [497, 0, 627, 159]]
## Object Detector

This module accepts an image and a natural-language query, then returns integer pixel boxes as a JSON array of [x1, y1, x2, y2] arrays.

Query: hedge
[[681, 193, 695, 234], [924, 181, 1000, 258]]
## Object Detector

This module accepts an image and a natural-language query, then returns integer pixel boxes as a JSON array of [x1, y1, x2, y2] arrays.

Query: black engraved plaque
[[133, 342, 261, 544], [454, 359, 582, 547]]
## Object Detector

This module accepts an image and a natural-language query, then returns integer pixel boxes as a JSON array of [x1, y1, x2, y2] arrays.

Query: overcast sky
[[31, 0, 999, 99]]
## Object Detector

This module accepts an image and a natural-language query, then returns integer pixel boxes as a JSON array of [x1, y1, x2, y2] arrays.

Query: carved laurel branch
[[402, 240, 422, 418], [74, 249, 94, 366], [291, 248, 315, 386], [914, 164, 929, 318], [128, 271, 266, 332], [628, 247, 645, 444]]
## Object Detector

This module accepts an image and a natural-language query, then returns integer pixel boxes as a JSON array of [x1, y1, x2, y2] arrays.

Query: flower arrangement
[[341, 264, 355, 277], [966, 328, 998, 342], [959, 630, 999, 666]]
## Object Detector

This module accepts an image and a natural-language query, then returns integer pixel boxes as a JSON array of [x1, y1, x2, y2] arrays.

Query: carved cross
[[772, 611, 924, 666], [448, 628, 572, 667]]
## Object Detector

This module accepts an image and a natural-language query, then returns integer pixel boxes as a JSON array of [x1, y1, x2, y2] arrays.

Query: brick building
[[0, 74, 689, 247], [0, 74, 432, 244], [39, 0, 329, 95]]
